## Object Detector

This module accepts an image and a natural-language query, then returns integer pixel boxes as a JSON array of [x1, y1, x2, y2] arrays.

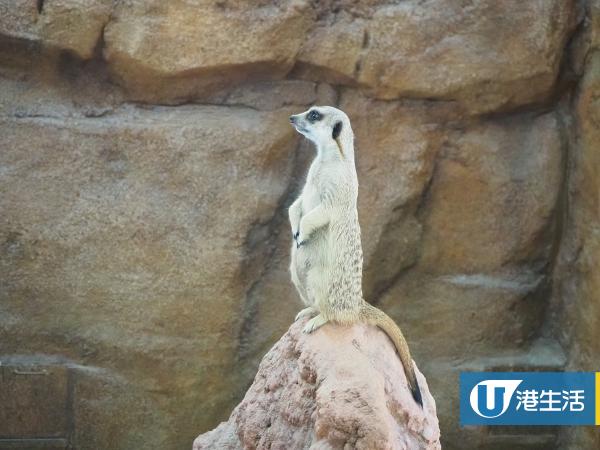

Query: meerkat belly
[[293, 223, 330, 302], [294, 217, 362, 323], [291, 182, 326, 303]]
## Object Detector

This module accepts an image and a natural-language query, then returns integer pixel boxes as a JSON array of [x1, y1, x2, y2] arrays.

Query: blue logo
[[460, 372, 598, 426]]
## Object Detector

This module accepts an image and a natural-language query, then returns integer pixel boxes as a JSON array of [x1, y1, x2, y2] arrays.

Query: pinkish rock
[[193, 319, 440, 450]]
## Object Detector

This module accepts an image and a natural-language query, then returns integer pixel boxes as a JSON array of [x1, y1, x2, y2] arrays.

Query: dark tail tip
[[411, 376, 423, 407]]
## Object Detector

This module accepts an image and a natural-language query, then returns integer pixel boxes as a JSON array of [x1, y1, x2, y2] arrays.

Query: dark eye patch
[[307, 110, 322, 122]]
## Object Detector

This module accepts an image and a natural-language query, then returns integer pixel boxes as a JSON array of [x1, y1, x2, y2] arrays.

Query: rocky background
[[0, 1, 598, 449]]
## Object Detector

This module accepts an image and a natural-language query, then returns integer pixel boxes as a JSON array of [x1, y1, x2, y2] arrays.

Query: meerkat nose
[[289, 115, 296, 123]]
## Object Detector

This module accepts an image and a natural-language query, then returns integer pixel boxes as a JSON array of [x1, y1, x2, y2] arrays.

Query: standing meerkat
[[288, 106, 422, 406]]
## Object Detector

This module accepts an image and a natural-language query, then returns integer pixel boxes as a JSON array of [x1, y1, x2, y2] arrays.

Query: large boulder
[[103, 0, 313, 102], [419, 112, 563, 273], [0, 102, 299, 448], [2, 0, 577, 114], [194, 319, 440, 450], [297, 0, 576, 113], [0, 0, 111, 59]]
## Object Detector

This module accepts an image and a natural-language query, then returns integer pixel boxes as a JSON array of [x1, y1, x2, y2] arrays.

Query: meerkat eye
[[307, 110, 322, 122]]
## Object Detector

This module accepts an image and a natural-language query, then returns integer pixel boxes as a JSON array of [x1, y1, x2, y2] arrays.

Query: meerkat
[[288, 106, 423, 407]]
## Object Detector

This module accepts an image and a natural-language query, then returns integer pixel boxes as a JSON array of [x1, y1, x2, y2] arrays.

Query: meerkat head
[[289, 106, 354, 159]]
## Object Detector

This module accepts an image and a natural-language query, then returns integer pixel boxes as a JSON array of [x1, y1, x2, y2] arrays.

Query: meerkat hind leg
[[295, 306, 318, 321], [303, 314, 328, 334]]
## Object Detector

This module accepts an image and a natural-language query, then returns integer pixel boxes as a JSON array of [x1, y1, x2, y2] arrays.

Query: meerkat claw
[[302, 314, 327, 334], [295, 307, 317, 321]]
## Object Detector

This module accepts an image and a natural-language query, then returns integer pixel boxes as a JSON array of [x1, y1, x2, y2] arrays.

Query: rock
[[0, 103, 299, 449], [420, 112, 563, 273], [590, 0, 600, 51], [366, 110, 565, 448], [1, 0, 574, 113], [0, 0, 111, 59], [298, 0, 576, 113], [103, 0, 313, 102], [193, 319, 440, 450], [205, 80, 336, 112], [294, 16, 366, 85], [39, 0, 112, 59], [554, 51, 600, 450], [1, 0, 578, 113], [0, 0, 39, 42]]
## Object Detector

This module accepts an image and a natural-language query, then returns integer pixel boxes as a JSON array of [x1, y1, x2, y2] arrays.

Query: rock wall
[[553, 1, 600, 448], [0, 1, 597, 449]]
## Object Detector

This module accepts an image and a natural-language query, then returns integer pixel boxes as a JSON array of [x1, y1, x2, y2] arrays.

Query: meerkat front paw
[[302, 314, 328, 334], [296, 231, 308, 248], [293, 230, 303, 248], [296, 220, 311, 248], [295, 307, 317, 321]]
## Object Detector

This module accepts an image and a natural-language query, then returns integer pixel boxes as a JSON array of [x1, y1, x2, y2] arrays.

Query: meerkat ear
[[332, 121, 342, 140]]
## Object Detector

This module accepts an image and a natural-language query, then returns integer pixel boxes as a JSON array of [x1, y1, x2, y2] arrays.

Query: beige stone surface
[[103, 0, 313, 102], [0, 0, 577, 111], [555, 51, 600, 450], [420, 112, 563, 273], [194, 320, 440, 450], [0, 103, 298, 449], [295, 17, 366, 84], [592, 0, 600, 50], [40, 0, 112, 59], [0, 0, 39, 41], [298, 0, 576, 113], [0, 0, 110, 59]]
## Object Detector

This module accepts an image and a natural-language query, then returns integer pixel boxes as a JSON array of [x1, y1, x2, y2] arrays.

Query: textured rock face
[[420, 113, 563, 273], [103, 0, 312, 102], [300, 0, 576, 113], [2, 0, 571, 109], [554, 21, 600, 450], [0, 1, 597, 449], [194, 320, 440, 450], [0, 0, 111, 58], [0, 102, 300, 448]]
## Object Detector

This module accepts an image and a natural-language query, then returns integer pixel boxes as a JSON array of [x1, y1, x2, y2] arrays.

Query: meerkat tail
[[360, 302, 423, 407]]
